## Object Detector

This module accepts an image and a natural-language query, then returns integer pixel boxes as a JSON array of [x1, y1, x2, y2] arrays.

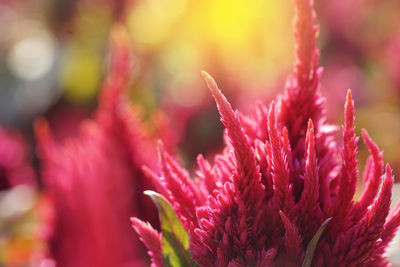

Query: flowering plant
[[34, 25, 159, 267], [132, 0, 400, 266]]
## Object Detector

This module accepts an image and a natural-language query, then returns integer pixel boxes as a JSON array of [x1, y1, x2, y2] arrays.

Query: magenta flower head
[[132, 0, 400, 266], [34, 25, 158, 267]]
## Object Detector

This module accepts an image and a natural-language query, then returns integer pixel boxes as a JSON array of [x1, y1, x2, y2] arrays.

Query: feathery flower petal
[[329, 90, 359, 230]]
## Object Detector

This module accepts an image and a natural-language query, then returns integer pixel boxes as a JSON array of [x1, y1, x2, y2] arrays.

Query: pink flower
[[0, 126, 36, 191], [133, 0, 400, 266], [34, 25, 158, 267]]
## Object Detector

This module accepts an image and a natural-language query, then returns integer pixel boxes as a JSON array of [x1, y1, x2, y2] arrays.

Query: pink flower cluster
[[132, 0, 400, 266]]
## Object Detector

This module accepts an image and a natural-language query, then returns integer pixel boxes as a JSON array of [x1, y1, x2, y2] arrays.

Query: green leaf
[[302, 217, 332, 267], [144, 190, 198, 267]]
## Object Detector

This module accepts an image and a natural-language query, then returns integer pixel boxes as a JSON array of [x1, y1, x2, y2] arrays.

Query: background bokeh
[[1, 0, 400, 265]]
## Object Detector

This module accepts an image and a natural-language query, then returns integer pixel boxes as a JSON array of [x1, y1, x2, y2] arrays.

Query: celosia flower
[[132, 0, 400, 266], [34, 25, 158, 267]]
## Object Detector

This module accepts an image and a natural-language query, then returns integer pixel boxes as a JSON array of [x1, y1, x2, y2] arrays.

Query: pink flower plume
[[133, 0, 400, 266]]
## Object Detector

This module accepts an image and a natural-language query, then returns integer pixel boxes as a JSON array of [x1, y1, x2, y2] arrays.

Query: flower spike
[[131, 218, 163, 267], [267, 102, 293, 212], [330, 90, 359, 223], [351, 129, 384, 221], [279, 211, 303, 263], [201, 71, 265, 205], [293, 0, 320, 87], [135, 1, 400, 266]]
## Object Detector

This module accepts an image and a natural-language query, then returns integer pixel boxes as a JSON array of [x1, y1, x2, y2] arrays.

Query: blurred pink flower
[[0, 127, 36, 191], [132, 0, 400, 266], [34, 26, 158, 267]]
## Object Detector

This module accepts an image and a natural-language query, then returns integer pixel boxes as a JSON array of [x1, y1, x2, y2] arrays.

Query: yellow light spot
[[60, 45, 101, 104]]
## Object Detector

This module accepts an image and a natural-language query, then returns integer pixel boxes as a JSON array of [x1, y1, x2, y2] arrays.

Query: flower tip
[[130, 217, 148, 232], [200, 70, 212, 81], [361, 129, 372, 145], [361, 128, 368, 138], [201, 71, 219, 94], [157, 140, 166, 158], [157, 139, 165, 150], [307, 119, 314, 131], [344, 89, 355, 127], [346, 89, 353, 105], [196, 153, 205, 162], [385, 163, 393, 179], [268, 101, 277, 125], [130, 217, 140, 226], [361, 129, 380, 155], [306, 119, 315, 145], [269, 100, 276, 111]]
